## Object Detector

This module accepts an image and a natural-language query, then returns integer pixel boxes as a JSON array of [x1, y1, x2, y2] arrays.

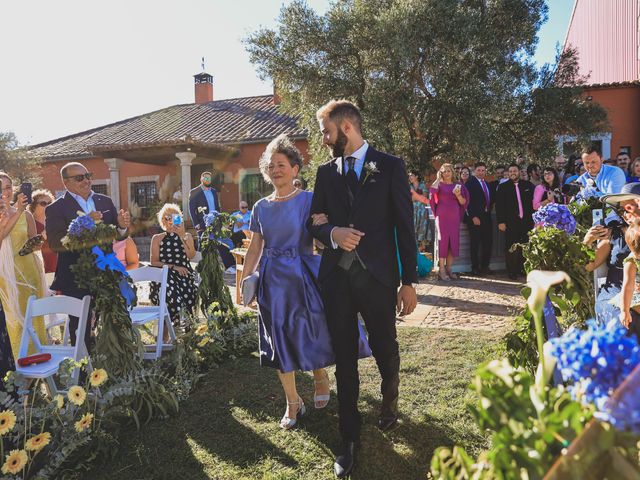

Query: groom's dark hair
[[316, 99, 362, 133]]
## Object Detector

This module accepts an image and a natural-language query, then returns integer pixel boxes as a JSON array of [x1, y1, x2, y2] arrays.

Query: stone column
[[175, 151, 196, 220], [104, 158, 124, 209]]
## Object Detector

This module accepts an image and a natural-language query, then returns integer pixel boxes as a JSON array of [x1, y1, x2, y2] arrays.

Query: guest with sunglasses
[[28, 189, 57, 274], [45, 162, 130, 351]]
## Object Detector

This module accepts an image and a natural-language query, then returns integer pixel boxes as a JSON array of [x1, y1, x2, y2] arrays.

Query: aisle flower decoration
[[67, 385, 87, 406], [196, 209, 237, 321], [532, 203, 577, 235], [549, 319, 640, 430], [63, 212, 143, 377], [25, 432, 51, 452]]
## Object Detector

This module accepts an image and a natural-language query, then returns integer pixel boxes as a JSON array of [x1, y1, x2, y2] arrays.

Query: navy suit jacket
[[45, 192, 119, 294], [307, 147, 417, 288], [465, 176, 494, 219], [188, 186, 220, 231]]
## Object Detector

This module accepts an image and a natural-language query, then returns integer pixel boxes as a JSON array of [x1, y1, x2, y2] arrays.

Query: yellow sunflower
[[74, 413, 94, 433], [89, 369, 108, 388], [25, 432, 51, 452], [0, 410, 16, 435], [197, 337, 210, 348], [67, 385, 87, 406], [195, 324, 208, 336], [54, 394, 64, 409], [1, 449, 28, 475]]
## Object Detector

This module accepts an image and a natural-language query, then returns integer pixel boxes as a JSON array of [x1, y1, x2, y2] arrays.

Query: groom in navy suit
[[308, 100, 417, 478], [46, 162, 130, 349]]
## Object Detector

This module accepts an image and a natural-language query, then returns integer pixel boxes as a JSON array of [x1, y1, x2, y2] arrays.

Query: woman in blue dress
[[241, 134, 370, 430]]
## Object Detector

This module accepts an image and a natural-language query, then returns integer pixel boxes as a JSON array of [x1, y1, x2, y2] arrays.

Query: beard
[[328, 129, 348, 158], [202, 180, 212, 187]]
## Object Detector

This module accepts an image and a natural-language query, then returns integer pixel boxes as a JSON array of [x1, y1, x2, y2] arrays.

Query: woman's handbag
[[241, 271, 259, 306]]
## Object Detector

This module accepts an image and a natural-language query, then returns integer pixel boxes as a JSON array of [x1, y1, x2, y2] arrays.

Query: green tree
[[246, 0, 607, 177], [0, 132, 42, 184]]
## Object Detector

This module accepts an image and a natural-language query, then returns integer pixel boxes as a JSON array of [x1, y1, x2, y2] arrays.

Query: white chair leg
[[45, 376, 58, 397]]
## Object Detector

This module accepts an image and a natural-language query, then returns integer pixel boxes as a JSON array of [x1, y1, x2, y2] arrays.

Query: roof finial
[[201, 56, 205, 72]]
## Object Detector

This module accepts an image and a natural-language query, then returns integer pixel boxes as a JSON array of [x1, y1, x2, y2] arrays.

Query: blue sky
[[0, 0, 574, 145]]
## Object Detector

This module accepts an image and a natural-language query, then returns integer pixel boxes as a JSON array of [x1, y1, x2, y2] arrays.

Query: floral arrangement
[[63, 213, 141, 377], [195, 209, 236, 316], [549, 319, 640, 431], [0, 362, 113, 479], [432, 271, 640, 478], [532, 203, 577, 235]]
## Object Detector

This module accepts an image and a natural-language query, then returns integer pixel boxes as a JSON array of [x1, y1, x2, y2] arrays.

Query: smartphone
[[19, 182, 32, 204], [172, 213, 182, 226], [592, 209, 604, 226]]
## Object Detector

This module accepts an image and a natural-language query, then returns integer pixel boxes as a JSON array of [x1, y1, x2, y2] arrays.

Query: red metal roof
[[563, 0, 639, 85]]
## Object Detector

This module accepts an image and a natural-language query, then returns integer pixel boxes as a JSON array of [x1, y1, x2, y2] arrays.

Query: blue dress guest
[[241, 134, 370, 430]]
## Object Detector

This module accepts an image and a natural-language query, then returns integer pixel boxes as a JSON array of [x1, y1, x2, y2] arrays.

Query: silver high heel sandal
[[280, 397, 306, 430], [314, 374, 331, 409]]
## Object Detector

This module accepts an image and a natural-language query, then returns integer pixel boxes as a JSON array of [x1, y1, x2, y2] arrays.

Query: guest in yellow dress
[[0, 173, 47, 357]]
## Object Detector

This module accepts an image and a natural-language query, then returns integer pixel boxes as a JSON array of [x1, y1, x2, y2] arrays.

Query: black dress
[[150, 233, 197, 325], [0, 303, 15, 391]]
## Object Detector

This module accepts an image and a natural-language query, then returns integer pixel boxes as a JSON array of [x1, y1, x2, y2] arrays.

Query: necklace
[[272, 187, 299, 200]]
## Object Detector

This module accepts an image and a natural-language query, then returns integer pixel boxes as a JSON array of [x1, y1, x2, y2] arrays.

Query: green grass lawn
[[93, 327, 499, 480]]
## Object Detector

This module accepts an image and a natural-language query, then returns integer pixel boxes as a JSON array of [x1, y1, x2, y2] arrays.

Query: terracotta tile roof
[[29, 95, 307, 160]]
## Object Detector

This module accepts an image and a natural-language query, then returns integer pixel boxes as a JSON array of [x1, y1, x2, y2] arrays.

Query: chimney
[[194, 72, 213, 104], [273, 82, 281, 106]]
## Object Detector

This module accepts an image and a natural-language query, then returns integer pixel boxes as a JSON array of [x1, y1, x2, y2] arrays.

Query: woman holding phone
[[0, 173, 47, 357], [149, 203, 197, 326], [430, 163, 469, 281]]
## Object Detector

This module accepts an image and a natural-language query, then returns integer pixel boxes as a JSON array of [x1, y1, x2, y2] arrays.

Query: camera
[[561, 182, 582, 196]]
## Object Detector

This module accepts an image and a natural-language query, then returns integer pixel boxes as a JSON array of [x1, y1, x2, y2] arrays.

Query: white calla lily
[[526, 270, 571, 315], [526, 270, 570, 391]]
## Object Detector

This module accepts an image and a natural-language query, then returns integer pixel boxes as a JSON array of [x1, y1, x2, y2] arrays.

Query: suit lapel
[[64, 191, 82, 215]]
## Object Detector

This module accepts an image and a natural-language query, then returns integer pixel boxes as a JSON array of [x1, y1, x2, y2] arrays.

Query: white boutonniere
[[586, 178, 595, 187], [197, 206, 208, 213], [363, 162, 379, 183]]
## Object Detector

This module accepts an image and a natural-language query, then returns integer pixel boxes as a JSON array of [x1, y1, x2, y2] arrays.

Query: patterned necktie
[[481, 180, 490, 211], [345, 156, 359, 195]]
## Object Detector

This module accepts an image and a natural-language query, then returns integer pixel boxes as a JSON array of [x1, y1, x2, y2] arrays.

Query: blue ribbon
[[92, 246, 127, 275], [91, 246, 135, 307]]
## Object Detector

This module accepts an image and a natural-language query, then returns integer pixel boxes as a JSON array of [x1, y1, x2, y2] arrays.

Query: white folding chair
[[16, 295, 92, 396], [128, 266, 176, 360]]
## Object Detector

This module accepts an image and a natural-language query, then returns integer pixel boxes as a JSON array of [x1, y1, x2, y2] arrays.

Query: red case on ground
[[17, 353, 52, 367]]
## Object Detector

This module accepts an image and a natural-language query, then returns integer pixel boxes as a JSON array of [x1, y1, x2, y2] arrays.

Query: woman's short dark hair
[[259, 134, 304, 184]]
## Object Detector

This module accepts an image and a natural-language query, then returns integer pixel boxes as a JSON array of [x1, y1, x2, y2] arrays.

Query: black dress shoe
[[334, 441, 357, 478], [470, 269, 480, 276], [378, 413, 399, 431]]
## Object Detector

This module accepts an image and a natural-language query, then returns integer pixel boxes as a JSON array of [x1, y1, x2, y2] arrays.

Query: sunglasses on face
[[240, 206, 248, 210], [64, 172, 93, 182], [37, 201, 51, 207]]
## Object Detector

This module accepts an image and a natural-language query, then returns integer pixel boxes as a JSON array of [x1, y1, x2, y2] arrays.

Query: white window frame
[[556, 132, 612, 159], [127, 175, 160, 207], [91, 179, 111, 196]]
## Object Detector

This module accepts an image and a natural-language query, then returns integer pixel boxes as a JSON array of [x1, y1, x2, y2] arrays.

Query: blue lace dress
[[250, 191, 371, 372]]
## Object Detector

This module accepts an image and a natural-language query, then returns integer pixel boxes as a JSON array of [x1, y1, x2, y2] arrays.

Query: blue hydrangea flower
[[67, 215, 96, 237], [549, 319, 640, 432], [532, 203, 577, 235], [204, 210, 219, 228], [574, 186, 600, 203]]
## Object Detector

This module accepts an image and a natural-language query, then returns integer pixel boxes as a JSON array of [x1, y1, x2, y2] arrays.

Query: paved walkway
[[226, 271, 523, 333], [398, 273, 523, 332]]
